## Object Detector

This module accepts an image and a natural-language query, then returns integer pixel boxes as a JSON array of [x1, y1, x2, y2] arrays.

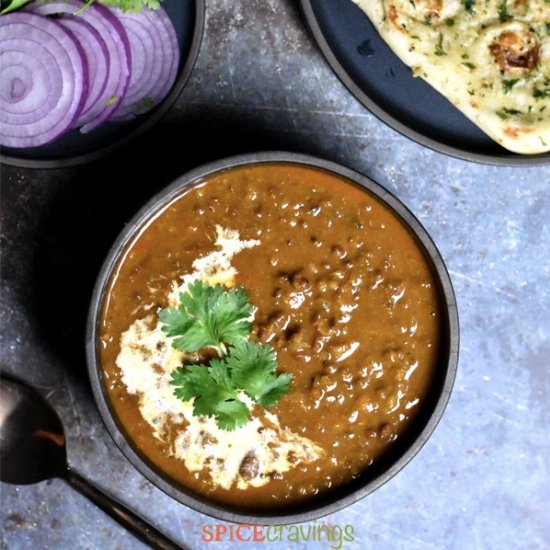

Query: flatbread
[[353, 0, 550, 154]]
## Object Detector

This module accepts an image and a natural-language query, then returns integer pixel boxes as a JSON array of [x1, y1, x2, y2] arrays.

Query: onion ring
[[0, 12, 88, 147]]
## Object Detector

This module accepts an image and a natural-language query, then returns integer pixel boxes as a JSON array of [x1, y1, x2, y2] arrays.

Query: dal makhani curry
[[98, 163, 442, 508]]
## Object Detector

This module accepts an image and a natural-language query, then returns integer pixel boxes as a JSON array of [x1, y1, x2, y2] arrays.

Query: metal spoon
[[0, 376, 182, 550]]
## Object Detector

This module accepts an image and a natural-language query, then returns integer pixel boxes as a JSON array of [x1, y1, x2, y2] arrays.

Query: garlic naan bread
[[353, 0, 550, 155]]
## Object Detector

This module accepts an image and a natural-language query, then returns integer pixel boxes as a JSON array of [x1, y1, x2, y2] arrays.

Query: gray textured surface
[[1, 0, 549, 549]]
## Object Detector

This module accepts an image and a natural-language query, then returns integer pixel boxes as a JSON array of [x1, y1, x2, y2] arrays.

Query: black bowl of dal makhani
[[86, 152, 458, 523]]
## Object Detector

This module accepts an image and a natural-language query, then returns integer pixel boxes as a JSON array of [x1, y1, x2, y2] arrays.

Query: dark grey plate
[[0, 0, 204, 169], [299, 0, 550, 166], [86, 152, 459, 524]]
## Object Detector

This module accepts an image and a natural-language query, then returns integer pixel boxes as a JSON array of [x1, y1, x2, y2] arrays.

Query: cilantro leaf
[[227, 340, 292, 407], [496, 107, 522, 120], [171, 363, 250, 431], [254, 372, 293, 408], [461, 0, 475, 13], [533, 87, 550, 100], [0, 0, 30, 15], [158, 307, 192, 342], [503, 79, 519, 94], [100, 0, 161, 13], [497, 0, 510, 22], [214, 399, 250, 431], [434, 33, 446, 57], [159, 280, 253, 352], [171, 364, 213, 401]]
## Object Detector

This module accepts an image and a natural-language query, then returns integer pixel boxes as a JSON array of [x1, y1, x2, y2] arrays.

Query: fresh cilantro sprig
[[99, 0, 161, 13], [159, 280, 253, 353], [227, 340, 292, 407], [171, 340, 292, 431], [162, 282, 292, 431], [171, 361, 250, 431]]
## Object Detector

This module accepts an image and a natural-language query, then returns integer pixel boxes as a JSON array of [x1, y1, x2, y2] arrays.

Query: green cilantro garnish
[[503, 79, 519, 94], [461, 0, 475, 13], [162, 282, 292, 430], [497, 0, 510, 22], [227, 340, 292, 407], [159, 280, 252, 353], [533, 88, 550, 100], [99, 0, 161, 13], [171, 361, 250, 431], [0, 0, 28, 14], [134, 96, 156, 113], [170, 340, 292, 431], [496, 108, 522, 120], [434, 34, 446, 56]]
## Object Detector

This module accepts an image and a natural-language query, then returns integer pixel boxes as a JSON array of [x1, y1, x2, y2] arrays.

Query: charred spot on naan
[[415, 0, 443, 23], [490, 30, 540, 76], [503, 126, 535, 139]]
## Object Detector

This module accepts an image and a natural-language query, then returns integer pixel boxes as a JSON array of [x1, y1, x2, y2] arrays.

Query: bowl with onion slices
[[0, 0, 204, 168]]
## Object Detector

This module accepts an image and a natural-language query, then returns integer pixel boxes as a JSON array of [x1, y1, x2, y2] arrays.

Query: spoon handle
[[65, 468, 183, 550]]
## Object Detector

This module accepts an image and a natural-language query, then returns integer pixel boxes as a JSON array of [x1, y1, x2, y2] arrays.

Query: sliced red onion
[[55, 16, 110, 122], [27, 0, 131, 133], [149, 7, 180, 109], [110, 6, 180, 120], [0, 12, 88, 148]]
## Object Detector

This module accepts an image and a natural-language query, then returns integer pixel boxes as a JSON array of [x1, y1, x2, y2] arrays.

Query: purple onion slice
[[27, 0, 131, 133], [0, 12, 88, 148], [110, 6, 180, 120], [55, 16, 111, 122]]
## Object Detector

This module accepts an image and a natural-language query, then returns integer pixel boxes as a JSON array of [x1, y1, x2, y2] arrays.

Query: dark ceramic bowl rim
[[86, 151, 460, 525], [298, 0, 550, 167], [0, 0, 205, 170]]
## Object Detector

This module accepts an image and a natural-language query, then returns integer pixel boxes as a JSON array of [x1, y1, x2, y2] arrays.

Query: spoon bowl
[[1, 377, 66, 484], [0, 375, 182, 550]]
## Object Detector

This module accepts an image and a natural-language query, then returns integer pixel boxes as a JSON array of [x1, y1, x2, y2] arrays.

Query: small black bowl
[[0, 0, 204, 169], [86, 152, 459, 524]]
